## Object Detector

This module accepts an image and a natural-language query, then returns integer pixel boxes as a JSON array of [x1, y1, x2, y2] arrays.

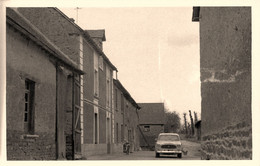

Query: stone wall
[[199, 7, 251, 160], [7, 131, 56, 160], [6, 22, 57, 160], [17, 8, 81, 65], [201, 121, 252, 160], [113, 85, 124, 144], [83, 42, 95, 144]]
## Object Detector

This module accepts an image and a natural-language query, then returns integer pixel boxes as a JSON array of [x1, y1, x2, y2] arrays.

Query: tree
[[189, 110, 195, 135], [164, 110, 181, 133], [187, 122, 191, 135], [183, 113, 188, 135], [194, 111, 198, 123]]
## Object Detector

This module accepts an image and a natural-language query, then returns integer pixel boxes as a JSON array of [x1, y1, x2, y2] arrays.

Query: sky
[[60, 7, 201, 121]]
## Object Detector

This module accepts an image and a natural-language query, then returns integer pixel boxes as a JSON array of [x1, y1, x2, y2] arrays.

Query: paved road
[[87, 140, 201, 160]]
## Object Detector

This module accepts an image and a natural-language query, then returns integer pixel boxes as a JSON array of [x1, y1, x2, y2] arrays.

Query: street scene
[[3, 4, 252, 161], [87, 140, 200, 160]]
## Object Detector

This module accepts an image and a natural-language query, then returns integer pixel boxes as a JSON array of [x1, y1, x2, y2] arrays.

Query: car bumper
[[156, 150, 182, 154]]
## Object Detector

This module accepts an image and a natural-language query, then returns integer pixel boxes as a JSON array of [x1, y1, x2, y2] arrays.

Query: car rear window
[[158, 135, 180, 141]]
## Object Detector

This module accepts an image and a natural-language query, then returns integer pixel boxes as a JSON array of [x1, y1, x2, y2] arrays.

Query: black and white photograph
[[0, 0, 259, 165]]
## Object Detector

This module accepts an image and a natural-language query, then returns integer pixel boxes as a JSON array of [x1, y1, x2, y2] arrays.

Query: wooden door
[[56, 66, 67, 159], [73, 74, 82, 159]]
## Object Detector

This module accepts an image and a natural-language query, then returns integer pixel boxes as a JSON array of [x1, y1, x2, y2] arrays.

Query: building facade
[[193, 7, 252, 159], [81, 30, 117, 157], [6, 8, 83, 160], [7, 7, 115, 159], [113, 79, 141, 153], [7, 8, 139, 159], [138, 103, 166, 149]]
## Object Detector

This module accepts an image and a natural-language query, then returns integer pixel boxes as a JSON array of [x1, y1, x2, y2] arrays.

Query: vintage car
[[155, 133, 182, 158]]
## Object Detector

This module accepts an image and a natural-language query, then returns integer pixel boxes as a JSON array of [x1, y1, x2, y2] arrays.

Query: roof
[[54, 8, 117, 71], [113, 79, 140, 109], [192, 7, 200, 22], [87, 30, 106, 41], [138, 103, 166, 125], [6, 8, 84, 75]]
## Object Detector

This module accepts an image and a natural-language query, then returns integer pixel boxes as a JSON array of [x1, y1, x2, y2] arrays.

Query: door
[[56, 66, 68, 159], [106, 117, 111, 154], [65, 75, 73, 160], [73, 74, 82, 159]]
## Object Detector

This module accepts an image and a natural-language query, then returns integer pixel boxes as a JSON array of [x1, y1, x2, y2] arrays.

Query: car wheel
[[177, 153, 182, 158], [155, 152, 160, 158]]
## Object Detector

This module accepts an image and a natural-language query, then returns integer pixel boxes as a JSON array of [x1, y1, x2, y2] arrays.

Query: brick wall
[[199, 7, 251, 159], [7, 24, 57, 160]]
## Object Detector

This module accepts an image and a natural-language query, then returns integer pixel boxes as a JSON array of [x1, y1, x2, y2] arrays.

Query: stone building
[[113, 79, 141, 153], [6, 8, 84, 160], [17, 8, 118, 158], [138, 103, 166, 149], [7, 7, 140, 159], [81, 29, 117, 157], [193, 7, 252, 159]]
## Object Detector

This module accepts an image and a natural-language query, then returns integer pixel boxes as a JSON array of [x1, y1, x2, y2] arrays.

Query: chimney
[[86, 29, 106, 50], [70, 18, 75, 23]]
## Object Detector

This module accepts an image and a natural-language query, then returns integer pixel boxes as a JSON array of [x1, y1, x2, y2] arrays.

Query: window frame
[[24, 79, 35, 134], [94, 52, 99, 97], [121, 94, 124, 114], [143, 125, 150, 132], [106, 79, 110, 107], [106, 66, 111, 108], [94, 69, 99, 97], [115, 88, 118, 111], [99, 56, 104, 70], [121, 124, 124, 142], [116, 123, 119, 143]]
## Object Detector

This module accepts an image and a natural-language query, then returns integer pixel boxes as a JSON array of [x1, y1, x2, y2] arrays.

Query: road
[[87, 140, 201, 160]]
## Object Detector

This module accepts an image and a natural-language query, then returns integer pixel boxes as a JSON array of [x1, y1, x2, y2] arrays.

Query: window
[[93, 99, 99, 144], [116, 123, 119, 143], [158, 135, 180, 141], [106, 67, 111, 107], [144, 125, 150, 132], [121, 124, 124, 142], [115, 88, 118, 111], [94, 52, 99, 97], [99, 56, 103, 70], [94, 69, 99, 96], [94, 113, 98, 144], [106, 79, 110, 107], [24, 79, 35, 134], [121, 94, 124, 114]]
